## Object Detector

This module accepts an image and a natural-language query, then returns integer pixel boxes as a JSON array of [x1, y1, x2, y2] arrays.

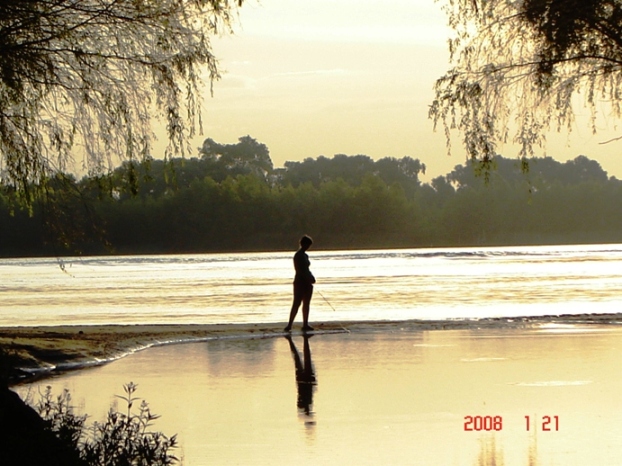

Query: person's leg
[[301, 285, 314, 331], [285, 285, 303, 331]]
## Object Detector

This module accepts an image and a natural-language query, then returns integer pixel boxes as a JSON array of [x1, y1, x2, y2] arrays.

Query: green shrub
[[34, 382, 178, 466]]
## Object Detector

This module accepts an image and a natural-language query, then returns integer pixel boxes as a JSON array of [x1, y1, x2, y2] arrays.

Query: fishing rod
[[314, 288, 351, 333], [316, 289, 336, 312]]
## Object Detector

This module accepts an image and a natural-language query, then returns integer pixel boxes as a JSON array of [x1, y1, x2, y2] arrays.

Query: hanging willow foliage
[[430, 0, 622, 170], [0, 0, 243, 199]]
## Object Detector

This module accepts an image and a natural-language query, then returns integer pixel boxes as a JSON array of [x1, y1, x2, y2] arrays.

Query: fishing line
[[316, 289, 337, 312], [316, 289, 351, 333]]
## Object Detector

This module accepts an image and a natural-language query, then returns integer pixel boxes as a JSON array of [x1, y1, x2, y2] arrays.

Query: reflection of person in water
[[284, 235, 316, 332], [285, 334, 317, 416]]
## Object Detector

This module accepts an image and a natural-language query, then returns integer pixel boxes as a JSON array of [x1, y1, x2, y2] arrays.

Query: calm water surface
[[17, 325, 622, 465], [2, 244, 622, 326], [8, 244, 622, 464]]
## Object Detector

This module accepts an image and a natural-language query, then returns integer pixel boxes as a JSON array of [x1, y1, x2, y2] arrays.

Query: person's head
[[299, 235, 313, 250]]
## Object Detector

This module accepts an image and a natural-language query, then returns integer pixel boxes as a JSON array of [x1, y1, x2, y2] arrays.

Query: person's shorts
[[293, 281, 313, 299]]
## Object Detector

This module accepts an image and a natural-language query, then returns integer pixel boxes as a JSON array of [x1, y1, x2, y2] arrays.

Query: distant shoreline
[[3, 313, 622, 385], [3, 239, 622, 260]]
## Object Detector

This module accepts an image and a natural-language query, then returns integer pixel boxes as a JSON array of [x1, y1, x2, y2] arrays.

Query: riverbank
[[2, 313, 622, 383], [13, 316, 622, 466]]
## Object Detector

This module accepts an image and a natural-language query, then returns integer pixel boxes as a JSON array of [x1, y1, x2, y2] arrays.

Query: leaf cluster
[[34, 382, 178, 466], [0, 0, 241, 197], [36, 386, 86, 454], [431, 0, 622, 166]]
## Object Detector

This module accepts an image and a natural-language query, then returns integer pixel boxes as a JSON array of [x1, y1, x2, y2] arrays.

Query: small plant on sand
[[34, 382, 178, 465]]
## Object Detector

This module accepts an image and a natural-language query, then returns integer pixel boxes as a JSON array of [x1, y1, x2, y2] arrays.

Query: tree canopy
[[280, 154, 425, 198], [0, 0, 242, 198], [199, 135, 273, 179], [430, 0, 622, 168], [1, 134, 620, 256]]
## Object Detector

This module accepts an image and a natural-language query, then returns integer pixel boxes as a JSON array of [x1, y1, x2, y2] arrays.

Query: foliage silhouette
[[431, 0, 622, 167], [34, 382, 178, 466], [1, 135, 620, 256], [0, 0, 242, 198]]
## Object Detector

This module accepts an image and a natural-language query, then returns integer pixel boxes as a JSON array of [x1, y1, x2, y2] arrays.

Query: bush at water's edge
[[0, 386, 85, 465], [0, 348, 178, 466]]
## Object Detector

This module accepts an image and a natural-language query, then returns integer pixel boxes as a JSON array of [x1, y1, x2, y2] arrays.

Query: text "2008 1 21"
[[464, 415, 560, 431]]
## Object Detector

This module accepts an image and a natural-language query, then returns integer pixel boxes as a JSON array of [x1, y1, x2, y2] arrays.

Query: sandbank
[[2, 313, 622, 382]]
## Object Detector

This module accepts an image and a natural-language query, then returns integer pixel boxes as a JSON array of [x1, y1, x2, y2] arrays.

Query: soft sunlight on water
[[2, 244, 622, 326], [17, 326, 622, 465]]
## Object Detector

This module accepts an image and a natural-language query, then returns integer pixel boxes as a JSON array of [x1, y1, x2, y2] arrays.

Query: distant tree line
[[1, 136, 621, 257]]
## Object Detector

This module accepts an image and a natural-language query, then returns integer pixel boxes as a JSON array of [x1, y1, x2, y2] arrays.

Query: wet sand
[[2, 313, 622, 379]]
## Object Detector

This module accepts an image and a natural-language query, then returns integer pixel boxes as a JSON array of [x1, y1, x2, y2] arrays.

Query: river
[[2, 244, 622, 326], [8, 244, 622, 465]]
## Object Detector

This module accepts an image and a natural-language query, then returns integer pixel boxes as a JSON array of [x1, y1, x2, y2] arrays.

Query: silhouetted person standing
[[285, 235, 315, 332]]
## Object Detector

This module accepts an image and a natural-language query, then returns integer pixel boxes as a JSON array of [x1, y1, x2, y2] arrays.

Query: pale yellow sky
[[186, 0, 622, 182]]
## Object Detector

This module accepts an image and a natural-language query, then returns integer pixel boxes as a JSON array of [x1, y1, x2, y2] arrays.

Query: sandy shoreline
[[2, 313, 622, 382]]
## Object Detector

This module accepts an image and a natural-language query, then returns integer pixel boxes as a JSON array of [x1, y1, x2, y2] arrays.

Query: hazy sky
[[190, 0, 622, 182]]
